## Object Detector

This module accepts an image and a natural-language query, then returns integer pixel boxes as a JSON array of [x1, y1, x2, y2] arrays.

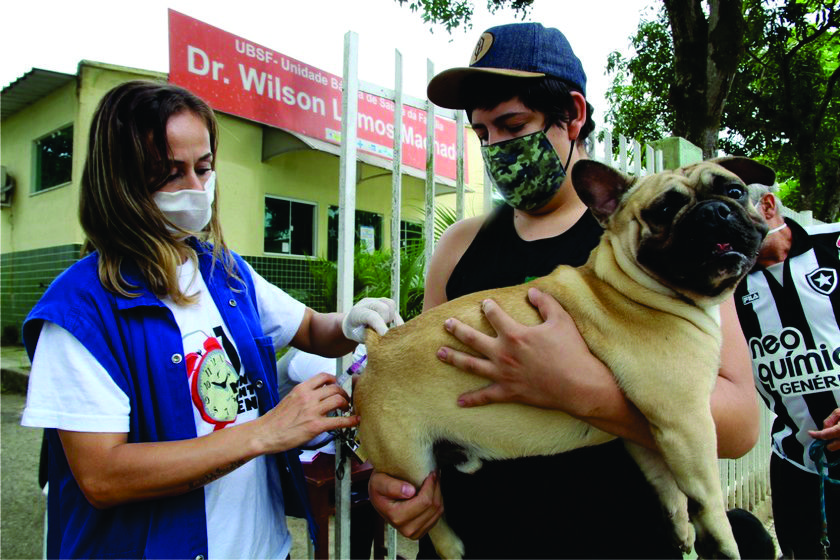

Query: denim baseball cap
[[427, 22, 587, 109]]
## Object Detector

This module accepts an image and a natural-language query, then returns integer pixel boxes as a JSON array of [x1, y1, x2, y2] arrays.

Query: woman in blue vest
[[20, 80, 399, 559]]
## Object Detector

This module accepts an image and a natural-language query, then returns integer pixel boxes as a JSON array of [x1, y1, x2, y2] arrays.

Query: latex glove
[[342, 298, 403, 343]]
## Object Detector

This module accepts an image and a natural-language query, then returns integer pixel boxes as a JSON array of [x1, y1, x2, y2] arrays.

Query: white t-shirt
[[22, 259, 306, 559]]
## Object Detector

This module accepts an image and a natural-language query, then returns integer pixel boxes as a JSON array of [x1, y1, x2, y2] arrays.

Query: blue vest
[[23, 241, 316, 559]]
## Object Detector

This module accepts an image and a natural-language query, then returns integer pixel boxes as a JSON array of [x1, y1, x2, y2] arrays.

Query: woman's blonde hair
[[79, 80, 239, 304]]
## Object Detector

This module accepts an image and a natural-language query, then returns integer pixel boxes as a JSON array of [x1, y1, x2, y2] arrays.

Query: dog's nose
[[698, 200, 732, 222]]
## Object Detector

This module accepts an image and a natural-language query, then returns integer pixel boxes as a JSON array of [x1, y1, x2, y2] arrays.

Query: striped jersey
[[735, 218, 840, 475]]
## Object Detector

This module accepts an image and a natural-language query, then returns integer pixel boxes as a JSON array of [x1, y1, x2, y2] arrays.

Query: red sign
[[168, 10, 462, 180]]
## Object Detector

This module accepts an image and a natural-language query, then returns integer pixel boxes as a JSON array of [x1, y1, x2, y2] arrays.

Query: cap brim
[[427, 66, 545, 110], [708, 156, 776, 187]]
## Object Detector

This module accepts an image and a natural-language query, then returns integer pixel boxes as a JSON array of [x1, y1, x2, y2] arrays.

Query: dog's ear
[[571, 160, 634, 226], [707, 156, 776, 187]]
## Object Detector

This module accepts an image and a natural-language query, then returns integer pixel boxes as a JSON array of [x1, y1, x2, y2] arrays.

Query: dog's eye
[[714, 180, 747, 201], [724, 184, 746, 199], [643, 191, 689, 225]]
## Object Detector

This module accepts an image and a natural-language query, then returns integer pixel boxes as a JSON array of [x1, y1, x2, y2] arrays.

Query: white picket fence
[[591, 130, 665, 175]]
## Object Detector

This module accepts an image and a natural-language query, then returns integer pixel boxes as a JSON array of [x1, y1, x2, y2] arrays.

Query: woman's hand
[[295, 298, 403, 357], [254, 372, 359, 453], [809, 408, 840, 452], [342, 298, 404, 343], [58, 372, 358, 509], [368, 470, 443, 539]]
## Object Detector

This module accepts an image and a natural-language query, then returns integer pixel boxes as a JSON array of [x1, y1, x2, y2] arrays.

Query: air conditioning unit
[[0, 165, 14, 207]]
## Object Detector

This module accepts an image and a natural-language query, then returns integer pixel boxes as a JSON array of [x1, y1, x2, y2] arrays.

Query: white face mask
[[153, 171, 216, 234]]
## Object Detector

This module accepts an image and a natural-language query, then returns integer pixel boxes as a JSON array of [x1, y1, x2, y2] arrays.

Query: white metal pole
[[603, 129, 613, 167], [335, 29, 359, 560], [424, 59, 436, 270], [455, 110, 465, 221], [390, 50, 403, 313], [646, 144, 655, 175], [633, 139, 642, 177]]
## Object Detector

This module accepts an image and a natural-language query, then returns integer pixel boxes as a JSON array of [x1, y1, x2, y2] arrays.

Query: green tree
[[394, 0, 533, 32], [721, 0, 840, 220], [606, 0, 840, 221], [605, 6, 674, 144], [663, 0, 747, 158]]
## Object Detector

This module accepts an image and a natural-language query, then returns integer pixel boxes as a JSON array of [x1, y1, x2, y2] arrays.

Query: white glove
[[341, 297, 404, 343]]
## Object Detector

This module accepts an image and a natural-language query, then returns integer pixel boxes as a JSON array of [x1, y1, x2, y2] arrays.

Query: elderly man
[[735, 184, 840, 559]]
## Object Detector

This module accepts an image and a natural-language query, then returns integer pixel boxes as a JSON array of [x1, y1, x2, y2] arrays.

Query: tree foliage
[[605, 6, 675, 145], [662, 0, 747, 158], [606, 0, 840, 221], [394, 0, 534, 32], [722, 0, 840, 220]]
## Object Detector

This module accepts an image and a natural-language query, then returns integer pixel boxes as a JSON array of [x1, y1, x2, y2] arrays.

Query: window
[[400, 221, 423, 249], [34, 125, 73, 192], [327, 206, 383, 261], [264, 196, 316, 256]]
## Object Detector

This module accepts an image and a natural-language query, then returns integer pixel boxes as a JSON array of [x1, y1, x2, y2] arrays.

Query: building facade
[[0, 61, 487, 341]]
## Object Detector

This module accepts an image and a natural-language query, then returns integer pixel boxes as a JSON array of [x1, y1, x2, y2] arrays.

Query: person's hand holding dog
[[368, 470, 443, 539], [438, 287, 604, 411], [437, 287, 657, 448]]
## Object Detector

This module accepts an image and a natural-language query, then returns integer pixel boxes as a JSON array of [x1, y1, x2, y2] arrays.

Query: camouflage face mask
[[481, 130, 574, 212]]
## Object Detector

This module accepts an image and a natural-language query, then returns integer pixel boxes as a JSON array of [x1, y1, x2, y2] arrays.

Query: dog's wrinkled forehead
[[623, 162, 759, 225], [633, 162, 744, 202], [684, 162, 747, 196]]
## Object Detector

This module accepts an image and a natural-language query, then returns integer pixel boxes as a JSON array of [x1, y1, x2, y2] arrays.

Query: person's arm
[[367, 216, 483, 539], [59, 372, 357, 509], [710, 298, 760, 458], [292, 298, 401, 357], [441, 290, 759, 458], [422, 217, 484, 311], [292, 308, 356, 357]]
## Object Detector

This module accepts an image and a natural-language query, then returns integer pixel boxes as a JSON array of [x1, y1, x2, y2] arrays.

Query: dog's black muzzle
[[639, 199, 766, 299]]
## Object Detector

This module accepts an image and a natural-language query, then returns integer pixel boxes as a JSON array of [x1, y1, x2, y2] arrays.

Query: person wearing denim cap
[[367, 22, 759, 558]]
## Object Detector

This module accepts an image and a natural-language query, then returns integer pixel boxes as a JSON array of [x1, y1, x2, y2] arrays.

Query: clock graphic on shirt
[[186, 336, 240, 430]]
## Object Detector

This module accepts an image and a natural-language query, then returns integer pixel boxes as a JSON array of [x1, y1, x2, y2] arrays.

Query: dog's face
[[572, 157, 772, 303]]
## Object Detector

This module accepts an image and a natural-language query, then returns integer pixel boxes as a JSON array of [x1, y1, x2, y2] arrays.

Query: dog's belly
[[356, 379, 615, 482]]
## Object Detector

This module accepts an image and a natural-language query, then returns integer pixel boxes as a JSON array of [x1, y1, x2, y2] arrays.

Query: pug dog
[[353, 157, 772, 559]]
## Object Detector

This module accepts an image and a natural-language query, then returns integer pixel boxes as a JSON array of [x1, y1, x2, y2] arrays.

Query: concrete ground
[[1, 391, 46, 559], [2, 344, 45, 560]]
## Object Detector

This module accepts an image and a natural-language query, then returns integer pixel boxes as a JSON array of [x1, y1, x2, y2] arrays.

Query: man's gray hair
[[746, 182, 782, 207]]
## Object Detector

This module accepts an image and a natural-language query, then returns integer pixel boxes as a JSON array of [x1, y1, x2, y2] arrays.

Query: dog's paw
[[430, 521, 465, 559], [675, 524, 695, 554], [693, 531, 739, 559], [669, 505, 694, 553], [454, 454, 482, 474]]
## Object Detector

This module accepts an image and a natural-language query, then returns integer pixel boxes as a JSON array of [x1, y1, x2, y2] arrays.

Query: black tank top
[[417, 204, 681, 559]]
